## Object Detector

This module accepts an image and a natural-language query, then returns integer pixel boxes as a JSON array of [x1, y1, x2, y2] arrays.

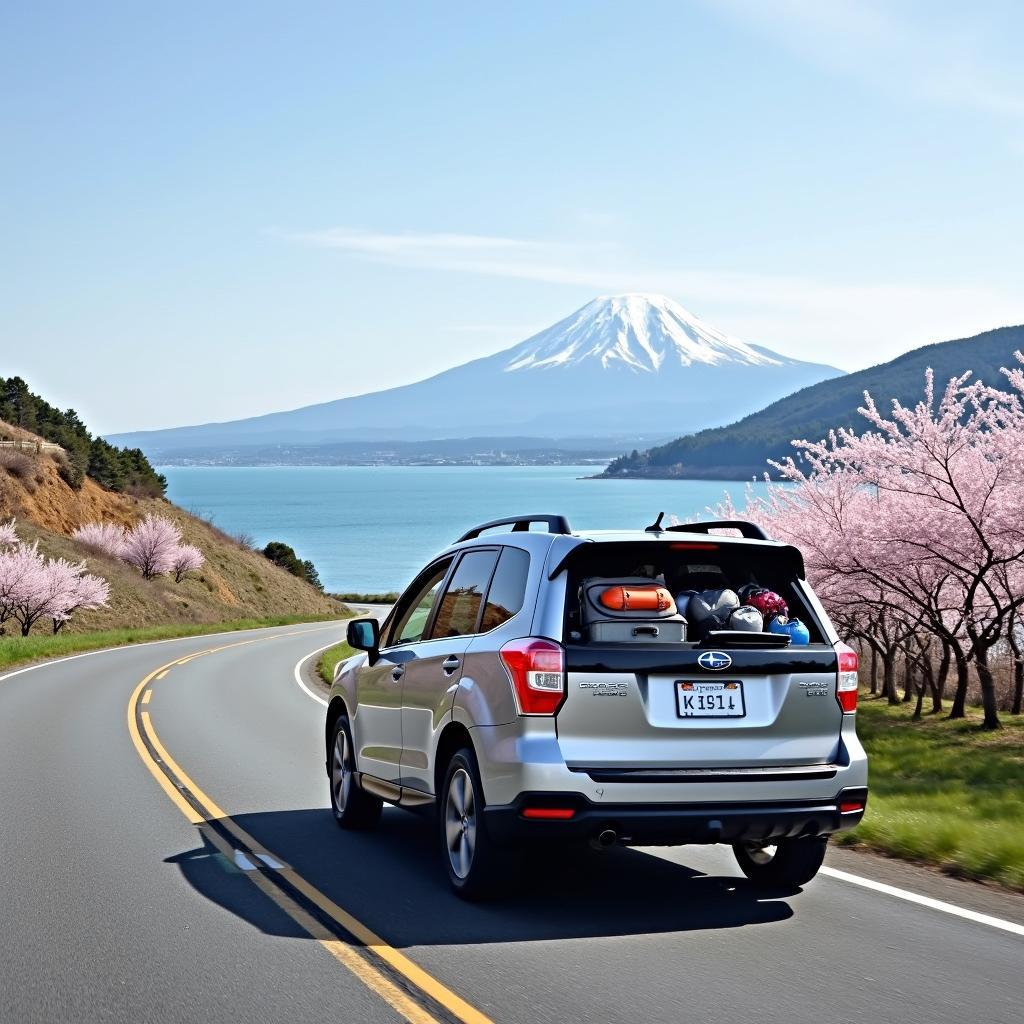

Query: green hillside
[[601, 324, 1024, 479]]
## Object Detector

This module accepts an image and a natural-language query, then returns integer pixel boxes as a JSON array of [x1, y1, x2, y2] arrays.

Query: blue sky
[[3, 1, 1023, 433]]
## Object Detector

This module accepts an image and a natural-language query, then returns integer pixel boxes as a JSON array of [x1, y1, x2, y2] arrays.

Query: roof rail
[[644, 512, 770, 542], [456, 514, 573, 543]]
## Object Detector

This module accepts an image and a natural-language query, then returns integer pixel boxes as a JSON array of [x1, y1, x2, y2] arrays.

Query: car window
[[479, 547, 530, 632], [430, 549, 499, 639], [389, 560, 452, 646]]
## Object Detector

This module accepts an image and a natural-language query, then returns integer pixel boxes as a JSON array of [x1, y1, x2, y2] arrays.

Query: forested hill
[[0, 376, 166, 496], [600, 324, 1024, 480]]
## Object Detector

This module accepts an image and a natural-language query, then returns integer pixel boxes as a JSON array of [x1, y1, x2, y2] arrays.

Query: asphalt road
[[1, 621, 1021, 1024]]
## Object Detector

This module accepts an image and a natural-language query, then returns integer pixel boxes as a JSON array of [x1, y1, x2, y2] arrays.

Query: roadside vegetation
[[1, 376, 166, 495], [318, 641, 354, 686], [331, 591, 400, 604], [0, 614, 345, 673], [262, 540, 323, 591], [0, 389, 345, 653], [836, 698, 1024, 891]]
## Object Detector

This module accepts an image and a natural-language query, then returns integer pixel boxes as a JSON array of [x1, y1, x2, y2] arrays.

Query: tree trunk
[[870, 646, 878, 695], [912, 676, 926, 720], [974, 648, 1002, 730], [948, 655, 971, 720], [932, 645, 950, 713], [884, 650, 900, 706], [1012, 659, 1023, 716], [902, 656, 915, 703]]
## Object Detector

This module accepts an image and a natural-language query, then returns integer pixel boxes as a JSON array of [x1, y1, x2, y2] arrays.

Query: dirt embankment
[[0, 427, 343, 631]]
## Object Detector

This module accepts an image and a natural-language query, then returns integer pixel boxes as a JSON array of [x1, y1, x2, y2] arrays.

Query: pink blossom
[[171, 544, 205, 583], [3, 543, 53, 636], [49, 567, 109, 633], [710, 354, 1024, 729], [0, 519, 17, 549], [72, 521, 127, 559], [121, 515, 182, 579]]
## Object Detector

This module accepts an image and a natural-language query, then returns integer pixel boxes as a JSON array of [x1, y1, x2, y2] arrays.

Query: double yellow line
[[127, 632, 493, 1024]]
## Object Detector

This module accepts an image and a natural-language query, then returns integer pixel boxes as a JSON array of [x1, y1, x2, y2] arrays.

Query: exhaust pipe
[[590, 828, 618, 850]]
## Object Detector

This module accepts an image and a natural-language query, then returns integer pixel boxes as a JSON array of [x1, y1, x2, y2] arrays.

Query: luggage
[[740, 587, 788, 626], [680, 588, 740, 641], [768, 616, 810, 645], [728, 606, 764, 632], [581, 578, 687, 643]]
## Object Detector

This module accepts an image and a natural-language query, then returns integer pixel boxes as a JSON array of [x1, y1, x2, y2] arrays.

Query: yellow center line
[[141, 689, 152, 704], [126, 629, 494, 1024], [155, 669, 170, 680]]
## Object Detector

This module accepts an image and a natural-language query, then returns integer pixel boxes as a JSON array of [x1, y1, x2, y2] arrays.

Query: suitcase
[[581, 577, 687, 643]]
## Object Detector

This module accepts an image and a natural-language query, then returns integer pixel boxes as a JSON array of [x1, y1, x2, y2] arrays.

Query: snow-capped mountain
[[504, 294, 784, 373], [107, 294, 844, 458]]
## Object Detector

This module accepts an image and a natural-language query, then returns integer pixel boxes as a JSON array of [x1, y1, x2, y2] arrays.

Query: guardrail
[[0, 439, 65, 454]]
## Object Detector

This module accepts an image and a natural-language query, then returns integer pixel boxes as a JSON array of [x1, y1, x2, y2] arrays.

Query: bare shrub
[[0, 449, 35, 482], [233, 531, 255, 551]]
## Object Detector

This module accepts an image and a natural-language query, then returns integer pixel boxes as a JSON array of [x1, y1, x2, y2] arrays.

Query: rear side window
[[430, 549, 499, 639], [479, 547, 530, 632]]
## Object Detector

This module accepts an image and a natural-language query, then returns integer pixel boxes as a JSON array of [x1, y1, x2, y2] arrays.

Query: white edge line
[[0, 621, 343, 687], [293, 640, 342, 707], [820, 866, 1024, 937]]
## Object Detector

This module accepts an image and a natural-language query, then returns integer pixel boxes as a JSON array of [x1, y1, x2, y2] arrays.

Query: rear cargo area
[[555, 538, 843, 770]]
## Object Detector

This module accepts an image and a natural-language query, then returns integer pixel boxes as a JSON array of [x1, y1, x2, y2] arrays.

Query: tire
[[439, 747, 512, 900], [329, 716, 382, 830], [732, 836, 828, 888]]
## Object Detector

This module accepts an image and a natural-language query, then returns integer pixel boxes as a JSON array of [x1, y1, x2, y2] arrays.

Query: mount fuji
[[108, 295, 843, 459]]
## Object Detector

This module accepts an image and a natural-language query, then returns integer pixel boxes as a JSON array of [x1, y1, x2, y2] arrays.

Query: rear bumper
[[483, 787, 868, 846]]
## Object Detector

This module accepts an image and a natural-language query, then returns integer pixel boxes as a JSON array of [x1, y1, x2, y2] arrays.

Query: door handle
[[441, 656, 461, 675], [391, 666, 405, 682]]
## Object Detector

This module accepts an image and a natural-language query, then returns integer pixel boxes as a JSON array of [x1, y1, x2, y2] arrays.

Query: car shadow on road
[[165, 806, 795, 945]]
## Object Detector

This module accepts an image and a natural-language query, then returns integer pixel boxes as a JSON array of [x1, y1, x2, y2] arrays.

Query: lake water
[[160, 466, 765, 593]]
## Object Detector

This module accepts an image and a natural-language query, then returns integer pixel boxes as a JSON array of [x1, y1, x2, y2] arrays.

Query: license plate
[[676, 680, 745, 718]]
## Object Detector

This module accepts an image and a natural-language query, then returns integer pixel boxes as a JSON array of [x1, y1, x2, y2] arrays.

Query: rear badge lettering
[[798, 681, 829, 697], [579, 681, 628, 697]]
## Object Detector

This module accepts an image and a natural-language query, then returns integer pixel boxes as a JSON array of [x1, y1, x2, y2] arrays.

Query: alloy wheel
[[445, 767, 477, 879], [331, 729, 351, 814]]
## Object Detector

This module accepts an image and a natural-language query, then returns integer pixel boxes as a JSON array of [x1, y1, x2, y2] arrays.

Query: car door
[[352, 558, 452, 785], [399, 547, 499, 796]]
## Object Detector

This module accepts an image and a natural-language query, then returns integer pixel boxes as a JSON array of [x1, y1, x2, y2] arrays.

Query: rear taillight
[[499, 638, 566, 716], [836, 642, 858, 713]]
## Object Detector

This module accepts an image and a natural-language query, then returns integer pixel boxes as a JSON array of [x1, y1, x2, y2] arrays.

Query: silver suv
[[325, 515, 868, 899]]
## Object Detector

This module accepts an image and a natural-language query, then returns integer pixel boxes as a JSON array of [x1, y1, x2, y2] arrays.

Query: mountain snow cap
[[504, 293, 783, 373]]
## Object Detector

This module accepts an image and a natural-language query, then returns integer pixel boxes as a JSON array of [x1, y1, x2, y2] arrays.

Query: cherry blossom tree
[[49, 567, 109, 633], [171, 543, 205, 583], [712, 356, 1024, 729], [0, 519, 17, 548], [5, 543, 53, 636], [121, 515, 182, 579], [72, 521, 127, 559]]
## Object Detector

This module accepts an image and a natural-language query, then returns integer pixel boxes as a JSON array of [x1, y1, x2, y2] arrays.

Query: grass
[[318, 641, 355, 687], [835, 696, 1024, 891], [0, 613, 346, 673]]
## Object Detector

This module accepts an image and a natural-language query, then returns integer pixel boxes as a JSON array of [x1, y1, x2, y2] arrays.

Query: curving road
[[1, 621, 1022, 1024]]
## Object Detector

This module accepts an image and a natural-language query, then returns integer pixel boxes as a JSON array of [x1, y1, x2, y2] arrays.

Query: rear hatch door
[[559, 644, 841, 769]]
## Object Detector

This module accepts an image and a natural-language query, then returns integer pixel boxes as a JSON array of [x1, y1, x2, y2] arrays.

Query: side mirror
[[347, 618, 380, 654]]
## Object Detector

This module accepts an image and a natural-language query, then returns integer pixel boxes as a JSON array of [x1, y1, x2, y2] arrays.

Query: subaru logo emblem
[[698, 651, 732, 672]]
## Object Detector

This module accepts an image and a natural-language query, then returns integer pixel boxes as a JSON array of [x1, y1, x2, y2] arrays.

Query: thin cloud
[[283, 225, 1024, 370]]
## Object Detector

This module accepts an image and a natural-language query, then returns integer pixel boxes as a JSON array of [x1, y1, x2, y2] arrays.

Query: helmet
[[743, 588, 788, 625]]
